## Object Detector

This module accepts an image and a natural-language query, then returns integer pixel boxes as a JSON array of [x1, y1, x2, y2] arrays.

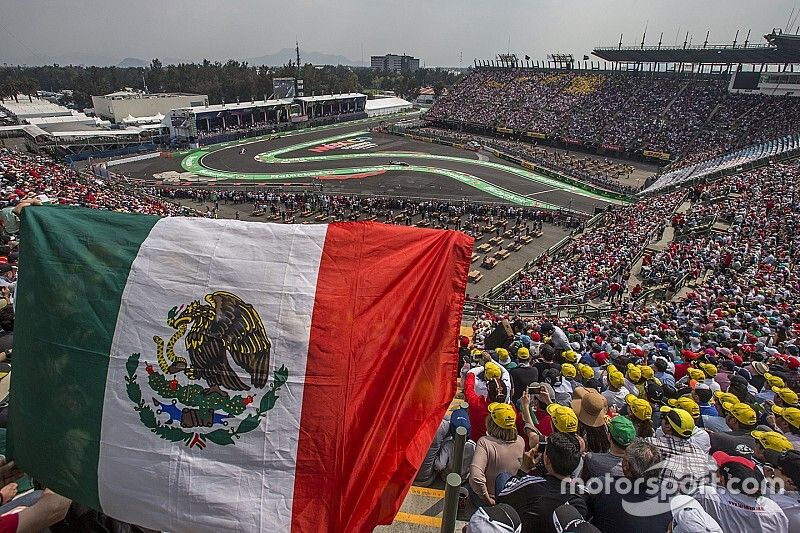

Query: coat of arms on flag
[[125, 291, 289, 449]]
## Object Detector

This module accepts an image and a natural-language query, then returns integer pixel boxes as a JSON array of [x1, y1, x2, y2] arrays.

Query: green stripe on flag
[[10, 206, 159, 511]]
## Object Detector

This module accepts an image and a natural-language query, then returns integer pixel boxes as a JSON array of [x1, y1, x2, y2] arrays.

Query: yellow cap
[[484, 361, 502, 380], [625, 393, 653, 421], [699, 363, 717, 378], [773, 387, 799, 406], [765, 373, 786, 389], [546, 403, 578, 433], [659, 406, 695, 437], [608, 369, 624, 389], [495, 348, 510, 362], [517, 347, 531, 360], [773, 405, 800, 429], [668, 397, 700, 418], [561, 363, 577, 379], [640, 365, 655, 381], [562, 350, 579, 363], [723, 402, 757, 426], [578, 363, 595, 381], [626, 363, 642, 383], [687, 368, 705, 382], [488, 402, 517, 430], [713, 391, 740, 407], [751, 430, 794, 453]]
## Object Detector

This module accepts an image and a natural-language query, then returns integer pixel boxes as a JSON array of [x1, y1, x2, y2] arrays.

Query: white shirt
[[695, 485, 789, 533], [468, 365, 512, 404], [769, 492, 800, 533]]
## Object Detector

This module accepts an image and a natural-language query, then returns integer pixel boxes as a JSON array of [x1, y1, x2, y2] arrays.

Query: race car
[[239, 148, 247, 155], [389, 160, 410, 166]]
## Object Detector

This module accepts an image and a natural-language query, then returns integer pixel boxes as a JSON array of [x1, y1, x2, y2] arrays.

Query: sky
[[1, 0, 798, 66]]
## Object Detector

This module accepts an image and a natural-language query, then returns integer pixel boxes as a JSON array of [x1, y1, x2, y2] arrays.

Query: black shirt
[[497, 474, 588, 533], [510, 365, 539, 402], [587, 478, 673, 533], [709, 430, 757, 460]]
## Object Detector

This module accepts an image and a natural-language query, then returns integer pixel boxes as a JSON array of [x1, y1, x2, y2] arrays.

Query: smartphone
[[528, 384, 544, 393]]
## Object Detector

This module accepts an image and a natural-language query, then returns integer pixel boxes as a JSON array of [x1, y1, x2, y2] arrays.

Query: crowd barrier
[[106, 152, 161, 167]]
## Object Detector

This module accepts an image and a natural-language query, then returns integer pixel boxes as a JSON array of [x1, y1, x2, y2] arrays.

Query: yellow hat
[[773, 405, 800, 429], [751, 430, 794, 453], [668, 397, 700, 418], [488, 402, 517, 430], [517, 347, 531, 360], [484, 361, 502, 380], [713, 391, 739, 407], [723, 402, 757, 426], [640, 365, 655, 381], [608, 369, 624, 389], [546, 403, 578, 433], [765, 373, 786, 389], [699, 363, 717, 378], [773, 387, 799, 406], [687, 368, 705, 381], [495, 348, 510, 362], [561, 363, 577, 379], [625, 393, 653, 421], [578, 363, 595, 381], [562, 350, 579, 363], [626, 364, 642, 383], [659, 406, 695, 437]]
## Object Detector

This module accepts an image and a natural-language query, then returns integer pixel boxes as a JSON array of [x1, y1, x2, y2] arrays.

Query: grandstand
[[5, 17, 800, 533]]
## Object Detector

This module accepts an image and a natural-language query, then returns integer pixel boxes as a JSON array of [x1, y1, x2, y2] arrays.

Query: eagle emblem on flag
[[124, 292, 288, 449]]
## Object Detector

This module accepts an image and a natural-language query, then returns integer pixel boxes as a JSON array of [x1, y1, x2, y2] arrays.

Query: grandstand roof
[[365, 97, 412, 111], [296, 93, 366, 103], [184, 99, 293, 116], [0, 96, 75, 119], [593, 45, 800, 64], [594, 31, 800, 64]]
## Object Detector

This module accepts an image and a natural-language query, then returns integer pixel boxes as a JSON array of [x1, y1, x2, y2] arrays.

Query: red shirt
[[0, 513, 19, 533]]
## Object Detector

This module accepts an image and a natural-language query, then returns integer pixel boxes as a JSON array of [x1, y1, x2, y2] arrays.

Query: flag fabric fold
[[10, 206, 472, 532]]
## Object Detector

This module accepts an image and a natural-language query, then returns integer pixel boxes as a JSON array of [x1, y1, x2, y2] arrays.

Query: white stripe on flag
[[98, 219, 328, 532]]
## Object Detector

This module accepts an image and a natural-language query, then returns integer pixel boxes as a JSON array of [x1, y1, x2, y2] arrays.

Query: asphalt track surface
[[123, 117, 623, 213]]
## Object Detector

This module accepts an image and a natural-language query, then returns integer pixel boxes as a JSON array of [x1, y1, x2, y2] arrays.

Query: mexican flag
[[9, 207, 471, 532]]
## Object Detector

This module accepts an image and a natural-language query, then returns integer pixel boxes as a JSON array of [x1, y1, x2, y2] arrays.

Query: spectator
[[469, 402, 525, 506], [497, 432, 587, 533], [582, 416, 635, 479], [587, 439, 673, 533], [694, 451, 788, 532]]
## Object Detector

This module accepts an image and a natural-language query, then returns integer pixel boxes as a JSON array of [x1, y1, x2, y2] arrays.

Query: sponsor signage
[[643, 149, 671, 160]]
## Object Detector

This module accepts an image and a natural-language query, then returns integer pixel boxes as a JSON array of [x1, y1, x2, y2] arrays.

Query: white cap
[[670, 496, 723, 533]]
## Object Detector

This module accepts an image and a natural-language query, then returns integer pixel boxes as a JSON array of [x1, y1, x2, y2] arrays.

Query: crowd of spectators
[[421, 156, 800, 532], [493, 191, 683, 303], [159, 187, 586, 231], [0, 149, 198, 217], [426, 68, 800, 166]]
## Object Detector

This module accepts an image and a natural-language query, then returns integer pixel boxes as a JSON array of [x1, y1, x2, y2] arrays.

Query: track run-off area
[[178, 117, 630, 213]]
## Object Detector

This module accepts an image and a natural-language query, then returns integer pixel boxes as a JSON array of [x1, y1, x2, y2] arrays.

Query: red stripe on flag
[[292, 222, 472, 533]]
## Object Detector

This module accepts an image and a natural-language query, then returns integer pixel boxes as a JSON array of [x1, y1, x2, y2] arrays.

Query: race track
[[134, 117, 629, 214]]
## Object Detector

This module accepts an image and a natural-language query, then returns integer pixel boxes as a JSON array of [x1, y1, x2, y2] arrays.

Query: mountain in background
[[245, 48, 361, 66], [1, 49, 361, 67]]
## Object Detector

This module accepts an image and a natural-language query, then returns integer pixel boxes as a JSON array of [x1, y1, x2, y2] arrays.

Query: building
[[370, 54, 420, 74], [365, 97, 413, 117], [92, 89, 208, 123]]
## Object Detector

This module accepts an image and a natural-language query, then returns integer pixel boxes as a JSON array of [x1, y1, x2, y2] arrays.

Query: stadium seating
[[426, 69, 800, 165]]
